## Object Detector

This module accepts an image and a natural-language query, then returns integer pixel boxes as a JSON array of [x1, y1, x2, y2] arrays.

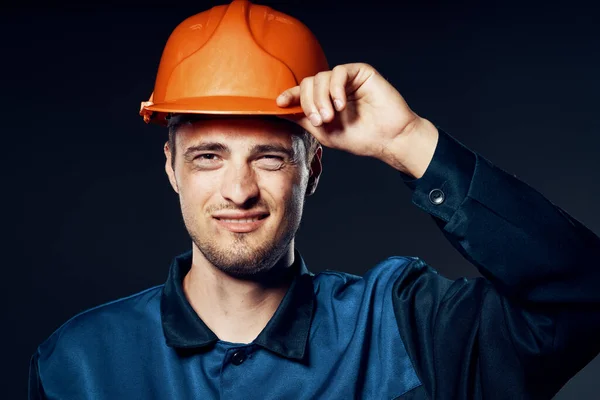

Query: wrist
[[381, 117, 439, 179]]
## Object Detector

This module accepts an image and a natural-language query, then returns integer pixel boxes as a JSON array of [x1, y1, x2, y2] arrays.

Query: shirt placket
[[220, 345, 257, 399]]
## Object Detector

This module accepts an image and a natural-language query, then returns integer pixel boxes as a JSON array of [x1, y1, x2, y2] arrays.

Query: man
[[29, 1, 600, 399]]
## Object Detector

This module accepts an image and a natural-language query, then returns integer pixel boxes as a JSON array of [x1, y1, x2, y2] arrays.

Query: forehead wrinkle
[[190, 117, 295, 136], [184, 125, 294, 149]]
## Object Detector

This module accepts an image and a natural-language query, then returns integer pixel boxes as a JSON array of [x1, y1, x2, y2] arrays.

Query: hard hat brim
[[142, 95, 304, 125]]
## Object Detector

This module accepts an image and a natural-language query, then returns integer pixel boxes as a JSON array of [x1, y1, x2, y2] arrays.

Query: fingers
[[313, 72, 333, 124], [277, 63, 363, 127], [330, 65, 349, 112], [276, 86, 300, 107], [300, 77, 321, 126]]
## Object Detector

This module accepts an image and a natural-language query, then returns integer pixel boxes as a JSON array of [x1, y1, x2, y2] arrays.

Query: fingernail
[[309, 112, 322, 126], [276, 93, 288, 105], [319, 108, 331, 120], [334, 99, 343, 111]]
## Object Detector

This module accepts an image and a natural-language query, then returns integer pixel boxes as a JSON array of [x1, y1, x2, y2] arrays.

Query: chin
[[198, 233, 294, 278]]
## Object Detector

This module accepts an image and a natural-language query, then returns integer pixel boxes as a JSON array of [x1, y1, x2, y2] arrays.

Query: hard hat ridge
[[140, 0, 329, 126]]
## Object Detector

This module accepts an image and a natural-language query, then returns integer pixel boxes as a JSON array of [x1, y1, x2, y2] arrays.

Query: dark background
[[6, 0, 600, 398]]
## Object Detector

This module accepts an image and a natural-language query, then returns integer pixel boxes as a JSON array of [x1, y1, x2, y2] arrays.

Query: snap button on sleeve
[[428, 189, 445, 205]]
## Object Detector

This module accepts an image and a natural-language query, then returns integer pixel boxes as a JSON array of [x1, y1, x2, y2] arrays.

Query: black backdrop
[[7, 1, 600, 398]]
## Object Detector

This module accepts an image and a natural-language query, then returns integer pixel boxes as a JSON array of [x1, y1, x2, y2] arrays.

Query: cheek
[[259, 173, 306, 214], [177, 172, 220, 213]]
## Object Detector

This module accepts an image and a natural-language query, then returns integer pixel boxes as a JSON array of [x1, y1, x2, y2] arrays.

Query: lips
[[219, 217, 263, 223], [212, 212, 269, 233]]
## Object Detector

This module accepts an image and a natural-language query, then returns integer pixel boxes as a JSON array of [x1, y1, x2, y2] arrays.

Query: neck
[[183, 244, 295, 344]]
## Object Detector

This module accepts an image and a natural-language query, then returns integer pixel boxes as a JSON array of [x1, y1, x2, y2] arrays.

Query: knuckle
[[360, 62, 377, 73], [332, 65, 345, 74], [300, 77, 313, 88], [315, 71, 329, 81]]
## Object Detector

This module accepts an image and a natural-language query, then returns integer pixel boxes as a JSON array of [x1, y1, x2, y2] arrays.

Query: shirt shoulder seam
[[318, 256, 421, 278]]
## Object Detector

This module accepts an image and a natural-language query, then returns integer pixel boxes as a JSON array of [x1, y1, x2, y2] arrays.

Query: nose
[[220, 161, 260, 207]]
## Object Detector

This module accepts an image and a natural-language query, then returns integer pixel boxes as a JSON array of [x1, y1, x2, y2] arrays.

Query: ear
[[164, 141, 179, 194], [306, 145, 323, 197]]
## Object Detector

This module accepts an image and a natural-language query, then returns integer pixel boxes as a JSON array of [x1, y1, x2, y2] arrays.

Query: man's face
[[165, 117, 321, 279]]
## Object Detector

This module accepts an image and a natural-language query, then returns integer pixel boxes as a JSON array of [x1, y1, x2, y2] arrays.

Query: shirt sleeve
[[392, 127, 600, 399]]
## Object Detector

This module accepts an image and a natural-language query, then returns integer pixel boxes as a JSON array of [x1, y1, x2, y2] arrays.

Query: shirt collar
[[160, 249, 315, 361]]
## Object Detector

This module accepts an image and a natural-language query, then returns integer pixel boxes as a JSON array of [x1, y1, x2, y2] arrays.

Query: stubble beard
[[186, 214, 300, 280]]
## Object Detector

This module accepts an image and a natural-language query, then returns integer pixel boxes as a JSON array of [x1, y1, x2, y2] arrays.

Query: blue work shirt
[[29, 128, 600, 399]]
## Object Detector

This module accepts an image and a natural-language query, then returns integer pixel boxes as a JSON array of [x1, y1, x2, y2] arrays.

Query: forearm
[[392, 126, 600, 397], [449, 153, 600, 303], [399, 125, 600, 303]]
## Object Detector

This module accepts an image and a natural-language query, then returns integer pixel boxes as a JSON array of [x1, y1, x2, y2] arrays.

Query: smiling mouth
[[216, 216, 268, 223], [213, 214, 269, 233]]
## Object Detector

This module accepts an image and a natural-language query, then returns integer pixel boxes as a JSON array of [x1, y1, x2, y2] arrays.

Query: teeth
[[221, 218, 260, 223]]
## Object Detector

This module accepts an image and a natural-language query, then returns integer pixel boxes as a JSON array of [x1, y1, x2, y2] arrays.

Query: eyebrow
[[183, 142, 296, 161], [183, 142, 228, 161], [250, 144, 295, 159]]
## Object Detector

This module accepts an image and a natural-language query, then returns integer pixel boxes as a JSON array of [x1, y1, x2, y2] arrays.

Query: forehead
[[175, 117, 301, 147]]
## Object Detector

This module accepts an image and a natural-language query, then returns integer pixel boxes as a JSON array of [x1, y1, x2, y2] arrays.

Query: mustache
[[206, 203, 271, 213]]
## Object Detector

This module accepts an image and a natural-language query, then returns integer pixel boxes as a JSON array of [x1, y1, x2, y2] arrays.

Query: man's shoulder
[[312, 255, 424, 293], [307, 256, 431, 351], [37, 285, 164, 356]]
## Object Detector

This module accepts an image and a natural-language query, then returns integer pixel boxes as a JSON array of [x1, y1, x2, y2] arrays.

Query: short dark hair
[[166, 114, 320, 169]]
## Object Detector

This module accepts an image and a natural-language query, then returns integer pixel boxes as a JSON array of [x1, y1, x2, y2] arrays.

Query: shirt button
[[429, 189, 445, 205], [231, 350, 246, 366]]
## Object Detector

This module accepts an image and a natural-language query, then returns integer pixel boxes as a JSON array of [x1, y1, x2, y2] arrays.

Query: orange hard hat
[[139, 0, 329, 126]]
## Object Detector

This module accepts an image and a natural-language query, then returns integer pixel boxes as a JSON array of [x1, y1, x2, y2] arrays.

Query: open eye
[[197, 154, 219, 160], [192, 153, 223, 169]]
